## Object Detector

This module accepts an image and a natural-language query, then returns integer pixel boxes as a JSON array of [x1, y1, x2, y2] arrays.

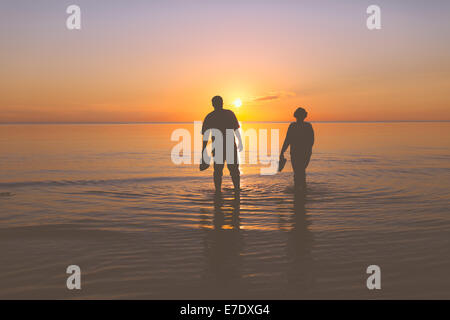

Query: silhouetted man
[[280, 107, 314, 192], [200, 96, 243, 193]]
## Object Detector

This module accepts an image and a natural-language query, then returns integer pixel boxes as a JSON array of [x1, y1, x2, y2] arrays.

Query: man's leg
[[226, 145, 240, 191], [227, 163, 240, 191], [213, 163, 224, 192]]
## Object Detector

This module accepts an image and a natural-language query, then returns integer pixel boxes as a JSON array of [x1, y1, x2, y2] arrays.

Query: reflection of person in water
[[280, 107, 314, 193], [285, 192, 315, 297], [202, 192, 243, 296]]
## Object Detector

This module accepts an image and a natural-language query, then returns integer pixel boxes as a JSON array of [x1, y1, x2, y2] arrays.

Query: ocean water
[[0, 122, 449, 299]]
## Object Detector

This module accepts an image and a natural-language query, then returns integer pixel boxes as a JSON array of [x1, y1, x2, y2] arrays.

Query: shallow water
[[0, 122, 449, 299]]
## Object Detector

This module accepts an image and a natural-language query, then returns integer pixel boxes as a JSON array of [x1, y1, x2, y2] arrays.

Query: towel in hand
[[278, 156, 287, 172]]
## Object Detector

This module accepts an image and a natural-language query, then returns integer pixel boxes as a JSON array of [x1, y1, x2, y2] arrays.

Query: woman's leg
[[291, 157, 307, 193]]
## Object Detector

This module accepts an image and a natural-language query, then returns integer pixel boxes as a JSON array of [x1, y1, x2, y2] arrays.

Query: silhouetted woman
[[280, 107, 314, 193]]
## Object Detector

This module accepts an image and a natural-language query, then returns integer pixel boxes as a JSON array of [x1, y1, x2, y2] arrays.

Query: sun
[[233, 98, 242, 108]]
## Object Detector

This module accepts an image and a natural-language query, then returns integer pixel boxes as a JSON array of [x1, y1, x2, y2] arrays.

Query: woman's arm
[[280, 125, 292, 157], [309, 124, 315, 148], [304, 124, 314, 168]]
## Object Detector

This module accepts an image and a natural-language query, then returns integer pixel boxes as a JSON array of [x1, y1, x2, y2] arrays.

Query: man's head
[[294, 107, 308, 121], [212, 96, 223, 110]]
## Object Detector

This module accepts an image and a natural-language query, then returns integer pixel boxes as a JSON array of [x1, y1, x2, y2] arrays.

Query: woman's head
[[294, 107, 308, 121]]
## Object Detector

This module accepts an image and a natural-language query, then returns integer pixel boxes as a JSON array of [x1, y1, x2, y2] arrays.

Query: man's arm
[[200, 132, 210, 170], [201, 136, 209, 161], [230, 111, 243, 152], [235, 128, 243, 152], [200, 117, 211, 170]]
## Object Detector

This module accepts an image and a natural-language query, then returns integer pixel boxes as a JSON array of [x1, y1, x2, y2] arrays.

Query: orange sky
[[1, 0, 449, 122]]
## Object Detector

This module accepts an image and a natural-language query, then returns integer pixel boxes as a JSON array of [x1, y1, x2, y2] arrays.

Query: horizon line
[[1, 120, 450, 125]]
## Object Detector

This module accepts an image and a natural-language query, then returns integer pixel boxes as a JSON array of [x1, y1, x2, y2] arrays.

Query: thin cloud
[[251, 91, 296, 102]]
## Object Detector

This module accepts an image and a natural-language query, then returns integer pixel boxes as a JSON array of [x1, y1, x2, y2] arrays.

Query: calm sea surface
[[0, 122, 449, 299]]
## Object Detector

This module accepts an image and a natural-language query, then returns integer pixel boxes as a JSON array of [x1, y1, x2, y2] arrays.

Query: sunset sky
[[1, 0, 449, 122]]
